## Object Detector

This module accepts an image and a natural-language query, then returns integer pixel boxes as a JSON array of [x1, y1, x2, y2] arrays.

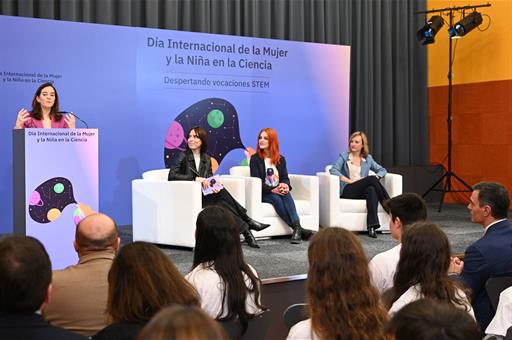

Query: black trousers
[[202, 188, 248, 233], [341, 176, 390, 229]]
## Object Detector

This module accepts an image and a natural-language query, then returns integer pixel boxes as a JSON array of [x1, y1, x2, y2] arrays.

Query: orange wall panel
[[428, 79, 512, 204]]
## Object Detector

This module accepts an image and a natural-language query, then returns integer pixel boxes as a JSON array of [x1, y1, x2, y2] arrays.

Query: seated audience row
[[288, 221, 477, 339], [3, 180, 510, 339], [1, 206, 263, 340]]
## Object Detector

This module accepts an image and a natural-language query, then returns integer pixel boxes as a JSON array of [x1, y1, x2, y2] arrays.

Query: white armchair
[[132, 169, 246, 247], [229, 166, 319, 238], [317, 166, 402, 231]]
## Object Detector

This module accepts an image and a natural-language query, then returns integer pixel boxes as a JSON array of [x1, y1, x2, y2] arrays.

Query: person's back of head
[[193, 206, 242, 266], [384, 192, 427, 228], [137, 305, 227, 340], [386, 299, 481, 340], [74, 213, 119, 254], [473, 182, 510, 220], [393, 222, 467, 310], [307, 227, 388, 340], [0, 235, 51, 313], [107, 241, 199, 324], [192, 206, 263, 333]]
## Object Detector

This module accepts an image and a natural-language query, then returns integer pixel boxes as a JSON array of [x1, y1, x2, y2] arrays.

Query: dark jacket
[[0, 313, 86, 340], [249, 154, 292, 195], [168, 150, 212, 181], [461, 219, 512, 332]]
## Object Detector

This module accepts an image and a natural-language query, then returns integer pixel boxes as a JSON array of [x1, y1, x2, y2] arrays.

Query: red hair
[[256, 128, 281, 165]]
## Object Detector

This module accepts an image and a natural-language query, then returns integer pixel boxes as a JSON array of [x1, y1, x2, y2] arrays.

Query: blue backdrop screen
[[0, 16, 350, 231]]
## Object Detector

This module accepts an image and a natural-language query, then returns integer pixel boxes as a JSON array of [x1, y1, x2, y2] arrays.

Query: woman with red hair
[[249, 128, 314, 243]]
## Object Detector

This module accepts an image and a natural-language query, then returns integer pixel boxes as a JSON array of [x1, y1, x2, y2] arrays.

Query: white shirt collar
[[484, 218, 507, 234]]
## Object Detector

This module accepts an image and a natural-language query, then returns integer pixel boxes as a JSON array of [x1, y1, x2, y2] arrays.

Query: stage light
[[417, 15, 444, 45], [448, 11, 483, 38]]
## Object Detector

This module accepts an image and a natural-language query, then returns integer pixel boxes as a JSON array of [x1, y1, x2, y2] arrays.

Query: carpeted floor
[[119, 203, 483, 279]]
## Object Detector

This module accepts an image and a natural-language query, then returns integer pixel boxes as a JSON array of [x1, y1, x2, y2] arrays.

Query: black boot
[[367, 225, 379, 238], [242, 230, 260, 248], [245, 217, 271, 232], [292, 221, 315, 241], [290, 223, 302, 244]]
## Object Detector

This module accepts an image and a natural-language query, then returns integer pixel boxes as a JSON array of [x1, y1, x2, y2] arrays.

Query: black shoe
[[367, 226, 378, 238], [291, 227, 302, 244], [246, 218, 271, 232], [300, 228, 315, 241], [243, 230, 260, 248]]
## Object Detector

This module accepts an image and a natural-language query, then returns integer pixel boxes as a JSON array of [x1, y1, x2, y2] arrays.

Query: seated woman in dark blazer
[[168, 126, 269, 248], [249, 128, 314, 244], [330, 131, 389, 238]]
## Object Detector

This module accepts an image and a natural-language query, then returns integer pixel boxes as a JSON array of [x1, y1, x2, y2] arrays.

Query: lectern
[[13, 129, 99, 269]]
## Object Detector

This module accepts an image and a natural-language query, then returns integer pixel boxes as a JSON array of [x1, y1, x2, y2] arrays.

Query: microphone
[[58, 111, 89, 128]]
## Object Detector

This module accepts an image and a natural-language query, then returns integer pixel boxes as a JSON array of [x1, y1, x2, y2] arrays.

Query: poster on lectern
[[13, 129, 99, 269]]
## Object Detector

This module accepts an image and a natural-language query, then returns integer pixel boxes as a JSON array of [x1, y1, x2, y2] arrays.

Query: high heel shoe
[[242, 230, 260, 248], [245, 217, 271, 232]]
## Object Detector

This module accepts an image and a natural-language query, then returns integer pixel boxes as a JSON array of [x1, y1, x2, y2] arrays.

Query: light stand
[[416, 3, 491, 212]]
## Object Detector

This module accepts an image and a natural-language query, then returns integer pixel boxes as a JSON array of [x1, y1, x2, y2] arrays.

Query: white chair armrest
[[219, 176, 246, 208], [289, 174, 317, 201], [132, 180, 201, 247], [142, 169, 169, 180], [316, 172, 340, 228], [381, 173, 403, 198]]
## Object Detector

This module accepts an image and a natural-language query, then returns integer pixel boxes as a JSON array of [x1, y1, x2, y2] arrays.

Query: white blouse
[[389, 284, 475, 319], [185, 262, 262, 319]]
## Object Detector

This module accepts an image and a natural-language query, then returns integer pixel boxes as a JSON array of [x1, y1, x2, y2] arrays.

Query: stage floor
[[119, 203, 481, 279]]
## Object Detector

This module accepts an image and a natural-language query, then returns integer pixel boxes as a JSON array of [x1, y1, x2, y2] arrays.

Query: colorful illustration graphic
[[29, 177, 94, 225], [164, 98, 247, 172]]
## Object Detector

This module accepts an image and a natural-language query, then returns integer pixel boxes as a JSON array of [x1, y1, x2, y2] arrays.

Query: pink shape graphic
[[29, 191, 42, 206], [164, 121, 186, 151]]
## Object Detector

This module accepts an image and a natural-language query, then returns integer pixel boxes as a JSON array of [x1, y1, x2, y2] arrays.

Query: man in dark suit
[[0, 235, 85, 339], [450, 182, 512, 333]]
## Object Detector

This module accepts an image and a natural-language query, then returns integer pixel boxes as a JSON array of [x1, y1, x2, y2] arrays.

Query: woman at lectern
[[168, 126, 269, 249], [249, 128, 315, 244], [329, 131, 389, 238], [14, 82, 75, 129]]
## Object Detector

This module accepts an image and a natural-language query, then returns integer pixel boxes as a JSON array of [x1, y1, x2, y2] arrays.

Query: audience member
[[369, 193, 427, 294], [186, 206, 265, 336], [386, 299, 481, 340], [287, 227, 388, 340], [137, 305, 227, 340], [93, 242, 199, 340], [449, 182, 512, 332], [0, 235, 85, 339], [43, 213, 120, 336], [389, 222, 474, 318]]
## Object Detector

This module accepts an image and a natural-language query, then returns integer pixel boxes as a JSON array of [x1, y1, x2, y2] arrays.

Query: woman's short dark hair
[[30, 82, 63, 121], [188, 126, 208, 153], [107, 242, 199, 323], [386, 299, 481, 340]]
